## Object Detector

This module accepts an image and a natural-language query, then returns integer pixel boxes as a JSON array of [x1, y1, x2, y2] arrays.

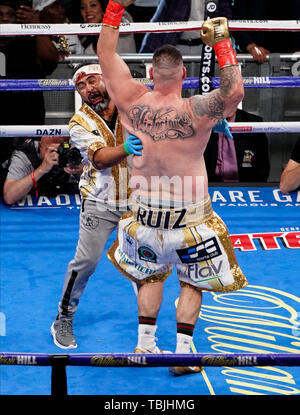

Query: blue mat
[[1, 187, 300, 395]]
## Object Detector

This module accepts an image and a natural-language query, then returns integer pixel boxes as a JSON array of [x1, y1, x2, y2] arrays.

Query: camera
[[57, 143, 82, 168]]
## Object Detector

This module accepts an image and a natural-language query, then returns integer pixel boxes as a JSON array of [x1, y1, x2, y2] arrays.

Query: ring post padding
[[49, 355, 69, 397]]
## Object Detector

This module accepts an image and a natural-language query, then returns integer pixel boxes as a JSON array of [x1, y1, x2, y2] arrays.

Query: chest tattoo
[[127, 105, 194, 141]]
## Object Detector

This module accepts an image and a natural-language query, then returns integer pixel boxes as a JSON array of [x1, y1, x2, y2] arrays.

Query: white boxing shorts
[[107, 195, 248, 292]]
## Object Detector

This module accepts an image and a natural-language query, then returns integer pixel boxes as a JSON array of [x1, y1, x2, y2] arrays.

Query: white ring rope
[[1, 122, 300, 137], [1, 19, 299, 138], [1, 20, 300, 36]]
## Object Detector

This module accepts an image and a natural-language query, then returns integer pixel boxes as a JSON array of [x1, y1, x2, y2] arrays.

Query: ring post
[[50, 354, 69, 397]]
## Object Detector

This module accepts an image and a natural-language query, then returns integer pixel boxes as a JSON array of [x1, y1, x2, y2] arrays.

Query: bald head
[[40, 136, 68, 146], [38, 136, 69, 158]]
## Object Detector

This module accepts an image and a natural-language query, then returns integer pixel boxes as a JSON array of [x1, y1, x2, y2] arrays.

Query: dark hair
[[69, 0, 108, 48], [152, 44, 183, 68], [70, 0, 107, 23]]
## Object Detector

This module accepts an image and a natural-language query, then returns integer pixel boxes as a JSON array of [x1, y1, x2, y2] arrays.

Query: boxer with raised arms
[[97, 0, 248, 375]]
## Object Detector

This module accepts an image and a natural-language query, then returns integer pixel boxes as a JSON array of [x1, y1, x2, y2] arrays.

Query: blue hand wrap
[[213, 119, 233, 139]]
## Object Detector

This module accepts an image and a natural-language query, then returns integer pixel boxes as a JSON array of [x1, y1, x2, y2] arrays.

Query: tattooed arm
[[190, 65, 243, 125], [190, 17, 244, 128]]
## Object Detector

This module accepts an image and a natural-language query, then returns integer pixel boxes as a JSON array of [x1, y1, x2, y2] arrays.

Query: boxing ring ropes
[[1, 19, 300, 396]]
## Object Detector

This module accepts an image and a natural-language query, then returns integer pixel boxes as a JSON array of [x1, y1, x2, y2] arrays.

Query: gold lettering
[[0, 356, 16, 365], [38, 79, 68, 87], [201, 355, 237, 366], [90, 355, 127, 367]]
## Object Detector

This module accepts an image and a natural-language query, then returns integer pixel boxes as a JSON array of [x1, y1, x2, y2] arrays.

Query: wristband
[[213, 38, 238, 69], [124, 141, 131, 155], [102, 0, 125, 29], [31, 171, 38, 196]]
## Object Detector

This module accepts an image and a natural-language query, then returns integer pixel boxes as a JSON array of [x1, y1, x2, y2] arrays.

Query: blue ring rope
[[1, 352, 300, 367], [0, 77, 300, 91]]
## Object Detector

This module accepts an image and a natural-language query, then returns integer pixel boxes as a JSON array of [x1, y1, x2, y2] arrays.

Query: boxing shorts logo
[[176, 236, 222, 263], [138, 246, 157, 263], [188, 260, 223, 283]]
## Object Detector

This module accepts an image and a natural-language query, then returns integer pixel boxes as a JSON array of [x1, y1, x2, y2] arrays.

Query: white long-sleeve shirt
[[69, 103, 132, 207]]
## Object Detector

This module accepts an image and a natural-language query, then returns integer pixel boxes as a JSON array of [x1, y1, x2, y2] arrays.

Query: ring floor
[[1, 186, 300, 395]]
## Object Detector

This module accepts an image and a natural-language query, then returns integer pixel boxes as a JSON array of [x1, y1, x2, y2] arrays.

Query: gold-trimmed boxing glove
[[200, 17, 238, 69]]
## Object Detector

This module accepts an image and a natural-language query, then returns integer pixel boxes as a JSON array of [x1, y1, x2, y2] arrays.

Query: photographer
[[0, 0, 59, 191], [3, 136, 83, 204]]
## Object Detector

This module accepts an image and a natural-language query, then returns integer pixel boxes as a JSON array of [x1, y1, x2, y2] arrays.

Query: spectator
[[126, 0, 159, 51], [232, 0, 300, 63], [50, 63, 142, 349], [280, 137, 300, 193], [3, 136, 82, 204], [204, 108, 270, 182], [0, 0, 59, 193], [34, 0, 71, 15], [77, 0, 136, 55], [139, 0, 232, 54]]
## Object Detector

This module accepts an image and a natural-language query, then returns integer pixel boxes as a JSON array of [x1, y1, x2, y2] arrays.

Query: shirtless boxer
[[97, 0, 248, 375]]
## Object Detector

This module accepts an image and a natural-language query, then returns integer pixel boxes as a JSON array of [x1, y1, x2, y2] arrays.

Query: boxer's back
[[119, 89, 212, 202]]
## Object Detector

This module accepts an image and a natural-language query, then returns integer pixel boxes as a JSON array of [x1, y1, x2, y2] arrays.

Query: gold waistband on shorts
[[131, 195, 213, 230]]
